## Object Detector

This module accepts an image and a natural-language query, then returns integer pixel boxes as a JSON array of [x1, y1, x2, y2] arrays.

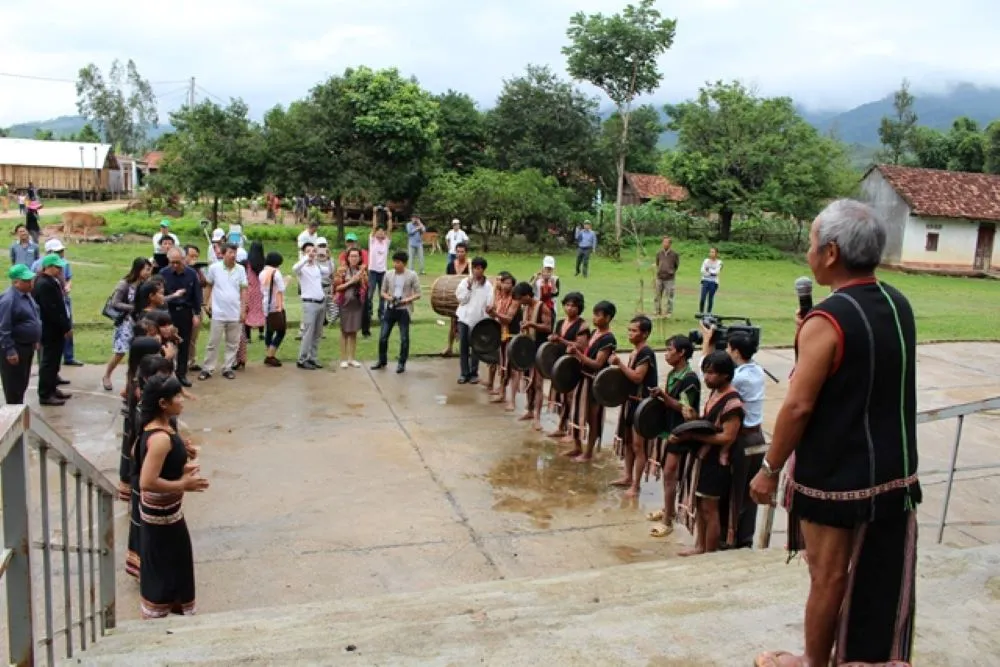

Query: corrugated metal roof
[[0, 137, 114, 169]]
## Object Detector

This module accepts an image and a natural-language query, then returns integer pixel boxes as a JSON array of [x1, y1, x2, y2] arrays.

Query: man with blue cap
[[0, 264, 41, 404]]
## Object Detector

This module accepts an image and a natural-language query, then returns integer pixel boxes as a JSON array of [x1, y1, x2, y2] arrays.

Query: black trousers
[[1, 343, 35, 404], [377, 308, 411, 365], [362, 270, 385, 336], [170, 307, 194, 379], [38, 338, 63, 399], [458, 322, 479, 380]]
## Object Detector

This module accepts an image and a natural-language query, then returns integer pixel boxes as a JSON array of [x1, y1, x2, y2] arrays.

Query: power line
[[0, 71, 75, 83], [196, 85, 227, 104]]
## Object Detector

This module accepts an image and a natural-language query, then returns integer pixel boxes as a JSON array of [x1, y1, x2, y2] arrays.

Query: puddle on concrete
[[609, 544, 662, 564], [484, 440, 623, 528], [434, 393, 475, 406]]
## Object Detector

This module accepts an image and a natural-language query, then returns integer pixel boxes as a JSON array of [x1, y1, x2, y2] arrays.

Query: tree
[[563, 0, 677, 240], [68, 123, 102, 143], [664, 81, 851, 240], [158, 99, 265, 223], [984, 121, 1000, 175], [910, 126, 951, 170], [76, 59, 157, 154], [596, 104, 663, 188], [945, 117, 985, 173], [434, 90, 488, 174], [33, 129, 55, 141], [877, 79, 917, 165]]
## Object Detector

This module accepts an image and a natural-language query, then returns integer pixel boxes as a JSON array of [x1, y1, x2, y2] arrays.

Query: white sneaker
[[340, 361, 349, 369], [349, 360, 361, 368]]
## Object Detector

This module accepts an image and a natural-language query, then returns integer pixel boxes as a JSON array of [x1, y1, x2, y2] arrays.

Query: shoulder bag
[[264, 269, 287, 331]]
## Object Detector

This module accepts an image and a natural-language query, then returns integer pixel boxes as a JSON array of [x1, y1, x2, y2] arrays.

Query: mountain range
[[5, 83, 999, 158]]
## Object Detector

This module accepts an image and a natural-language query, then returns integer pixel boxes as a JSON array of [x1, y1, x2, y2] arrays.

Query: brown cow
[[61, 211, 107, 238]]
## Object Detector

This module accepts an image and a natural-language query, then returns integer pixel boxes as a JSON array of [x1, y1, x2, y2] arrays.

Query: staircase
[[69, 544, 1000, 666]]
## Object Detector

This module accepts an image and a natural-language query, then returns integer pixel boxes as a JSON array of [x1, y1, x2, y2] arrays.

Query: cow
[[61, 211, 107, 238]]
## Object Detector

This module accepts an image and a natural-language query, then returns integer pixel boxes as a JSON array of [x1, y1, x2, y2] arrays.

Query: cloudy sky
[[2, 0, 998, 126]]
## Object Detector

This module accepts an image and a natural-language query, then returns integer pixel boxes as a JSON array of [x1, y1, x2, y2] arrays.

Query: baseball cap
[[451, 218, 461, 226], [44, 239, 65, 252], [236, 248, 248, 263], [41, 254, 67, 270], [345, 233, 358, 242], [542, 256, 556, 269], [211, 229, 225, 242], [8, 264, 35, 281], [316, 237, 328, 246], [159, 219, 171, 228]]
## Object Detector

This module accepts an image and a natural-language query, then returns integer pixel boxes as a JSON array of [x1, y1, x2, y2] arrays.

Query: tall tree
[[33, 129, 55, 141], [596, 104, 663, 188], [945, 117, 985, 173], [984, 121, 1000, 175], [664, 81, 850, 240], [909, 126, 951, 170], [68, 123, 102, 143], [877, 79, 917, 165], [434, 90, 488, 174], [487, 64, 600, 207], [563, 0, 676, 240], [76, 59, 157, 154], [159, 99, 265, 222]]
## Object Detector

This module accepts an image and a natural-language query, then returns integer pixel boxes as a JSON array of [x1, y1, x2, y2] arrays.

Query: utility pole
[[189, 77, 196, 107]]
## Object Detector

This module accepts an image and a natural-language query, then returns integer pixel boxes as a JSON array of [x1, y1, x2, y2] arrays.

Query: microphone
[[795, 276, 813, 318]]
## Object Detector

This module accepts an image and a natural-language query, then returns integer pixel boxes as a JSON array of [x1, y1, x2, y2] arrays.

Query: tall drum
[[430, 275, 465, 318]]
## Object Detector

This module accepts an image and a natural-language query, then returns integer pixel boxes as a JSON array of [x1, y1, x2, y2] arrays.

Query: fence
[[757, 396, 1000, 549], [0, 405, 117, 667]]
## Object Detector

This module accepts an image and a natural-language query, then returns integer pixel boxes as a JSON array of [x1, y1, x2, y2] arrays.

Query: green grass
[[4, 213, 998, 365]]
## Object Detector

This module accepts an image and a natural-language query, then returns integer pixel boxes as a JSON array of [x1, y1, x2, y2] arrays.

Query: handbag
[[264, 269, 287, 330], [102, 284, 126, 324]]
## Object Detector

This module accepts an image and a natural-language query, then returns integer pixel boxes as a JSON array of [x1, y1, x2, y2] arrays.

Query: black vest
[[793, 280, 921, 527]]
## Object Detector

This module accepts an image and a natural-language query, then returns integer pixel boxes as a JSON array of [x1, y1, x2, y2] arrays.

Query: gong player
[[512, 281, 552, 430]]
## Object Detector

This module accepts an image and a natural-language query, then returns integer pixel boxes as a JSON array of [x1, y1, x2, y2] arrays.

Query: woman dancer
[[333, 247, 368, 368], [565, 301, 617, 462], [609, 315, 658, 497], [103, 257, 152, 390], [546, 292, 588, 442], [484, 272, 518, 408], [136, 375, 210, 618]]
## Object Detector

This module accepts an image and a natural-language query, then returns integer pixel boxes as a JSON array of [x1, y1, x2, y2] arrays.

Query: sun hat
[[542, 256, 556, 269], [211, 229, 225, 242], [41, 254, 67, 269], [44, 239, 65, 252], [345, 233, 358, 242], [159, 219, 171, 228], [316, 237, 328, 246], [8, 264, 35, 281]]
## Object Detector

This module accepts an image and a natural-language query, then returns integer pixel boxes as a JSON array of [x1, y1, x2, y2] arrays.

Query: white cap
[[236, 248, 248, 263], [316, 237, 328, 246], [542, 255, 556, 269], [451, 218, 461, 226], [44, 238, 65, 252], [211, 229, 225, 241]]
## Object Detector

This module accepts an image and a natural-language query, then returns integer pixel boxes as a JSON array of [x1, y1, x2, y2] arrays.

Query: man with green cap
[[152, 219, 180, 254], [32, 254, 73, 406], [0, 264, 41, 404]]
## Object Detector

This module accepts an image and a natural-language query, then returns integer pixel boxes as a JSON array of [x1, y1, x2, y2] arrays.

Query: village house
[[621, 172, 689, 206], [860, 164, 1000, 274], [0, 137, 122, 199]]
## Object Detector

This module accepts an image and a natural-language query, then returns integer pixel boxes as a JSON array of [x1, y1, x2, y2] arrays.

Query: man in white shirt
[[454, 256, 493, 384], [445, 219, 469, 265], [198, 244, 247, 381], [365, 214, 392, 338], [152, 219, 180, 254], [293, 241, 326, 370], [297, 221, 319, 260]]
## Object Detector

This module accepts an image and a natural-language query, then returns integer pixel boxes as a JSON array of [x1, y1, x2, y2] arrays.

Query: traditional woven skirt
[[139, 490, 196, 619]]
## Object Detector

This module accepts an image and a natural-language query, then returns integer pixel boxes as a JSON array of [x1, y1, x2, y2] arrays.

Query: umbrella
[[27, 201, 43, 211]]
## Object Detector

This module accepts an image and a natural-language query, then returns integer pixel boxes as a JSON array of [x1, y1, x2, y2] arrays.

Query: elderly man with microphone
[[750, 199, 920, 667]]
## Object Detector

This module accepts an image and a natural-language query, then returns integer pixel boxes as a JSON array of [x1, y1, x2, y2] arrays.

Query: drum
[[550, 355, 583, 394], [430, 275, 465, 318], [507, 334, 536, 371], [592, 366, 634, 408], [471, 319, 501, 357], [634, 397, 670, 440], [671, 419, 720, 438], [535, 341, 565, 379]]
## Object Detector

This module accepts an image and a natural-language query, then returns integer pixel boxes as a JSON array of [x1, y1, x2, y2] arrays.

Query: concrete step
[[68, 544, 1000, 666]]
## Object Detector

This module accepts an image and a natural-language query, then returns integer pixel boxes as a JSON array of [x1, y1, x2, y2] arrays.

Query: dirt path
[[0, 200, 128, 220]]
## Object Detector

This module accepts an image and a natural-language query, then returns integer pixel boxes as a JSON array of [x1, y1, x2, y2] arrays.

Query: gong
[[550, 355, 583, 394], [671, 419, 720, 438], [471, 319, 501, 357], [507, 334, 536, 371], [592, 366, 634, 408], [634, 396, 670, 440], [479, 347, 500, 365], [535, 341, 565, 379]]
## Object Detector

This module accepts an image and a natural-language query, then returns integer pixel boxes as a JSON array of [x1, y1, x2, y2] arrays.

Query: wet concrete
[[4, 342, 1000, 624]]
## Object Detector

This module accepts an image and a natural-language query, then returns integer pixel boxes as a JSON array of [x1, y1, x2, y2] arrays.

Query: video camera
[[689, 314, 762, 352]]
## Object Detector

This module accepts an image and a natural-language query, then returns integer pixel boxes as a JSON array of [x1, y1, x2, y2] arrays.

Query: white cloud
[[1, 0, 999, 126]]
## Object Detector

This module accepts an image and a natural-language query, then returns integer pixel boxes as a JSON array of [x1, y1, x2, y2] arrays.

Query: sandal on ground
[[754, 651, 805, 667], [649, 523, 673, 538], [646, 509, 665, 522], [101, 377, 113, 391]]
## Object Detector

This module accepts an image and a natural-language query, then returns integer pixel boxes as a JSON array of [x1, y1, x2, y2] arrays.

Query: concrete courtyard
[[14, 341, 995, 623]]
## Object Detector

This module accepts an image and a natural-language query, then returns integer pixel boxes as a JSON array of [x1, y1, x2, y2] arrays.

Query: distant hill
[[3, 115, 173, 142]]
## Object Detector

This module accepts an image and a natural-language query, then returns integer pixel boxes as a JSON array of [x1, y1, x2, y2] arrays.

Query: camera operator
[[697, 321, 766, 548]]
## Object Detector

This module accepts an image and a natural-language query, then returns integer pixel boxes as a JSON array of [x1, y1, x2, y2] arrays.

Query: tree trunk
[[719, 207, 734, 241], [212, 196, 220, 227], [613, 109, 631, 243], [334, 195, 345, 246]]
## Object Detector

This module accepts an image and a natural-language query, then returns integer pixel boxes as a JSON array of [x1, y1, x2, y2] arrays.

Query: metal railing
[[1, 404, 117, 667], [756, 396, 1000, 549]]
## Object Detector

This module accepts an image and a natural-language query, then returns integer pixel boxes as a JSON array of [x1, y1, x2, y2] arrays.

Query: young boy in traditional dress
[[512, 281, 552, 430], [609, 315, 658, 498], [484, 272, 518, 409], [667, 350, 743, 556], [566, 300, 617, 462], [546, 292, 588, 442]]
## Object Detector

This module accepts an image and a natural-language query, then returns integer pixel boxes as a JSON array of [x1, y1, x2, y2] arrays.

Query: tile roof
[[624, 172, 688, 202], [872, 164, 1000, 222], [144, 151, 164, 168], [0, 137, 113, 169]]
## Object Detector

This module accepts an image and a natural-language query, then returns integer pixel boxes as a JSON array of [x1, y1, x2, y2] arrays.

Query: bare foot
[[532, 421, 543, 431], [753, 651, 806, 667], [546, 430, 566, 438], [572, 454, 593, 463], [559, 434, 575, 444], [625, 485, 640, 498], [505, 402, 515, 412], [609, 478, 632, 488], [490, 395, 505, 403], [518, 412, 532, 422], [562, 448, 583, 458], [678, 547, 705, 557]]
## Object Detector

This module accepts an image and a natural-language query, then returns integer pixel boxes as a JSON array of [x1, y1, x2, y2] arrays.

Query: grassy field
[[3, 213, 998, 365]]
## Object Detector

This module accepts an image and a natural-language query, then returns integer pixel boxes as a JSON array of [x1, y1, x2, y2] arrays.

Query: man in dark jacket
[[32, 255, 73, 406], [0, 264, 42, 404]]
